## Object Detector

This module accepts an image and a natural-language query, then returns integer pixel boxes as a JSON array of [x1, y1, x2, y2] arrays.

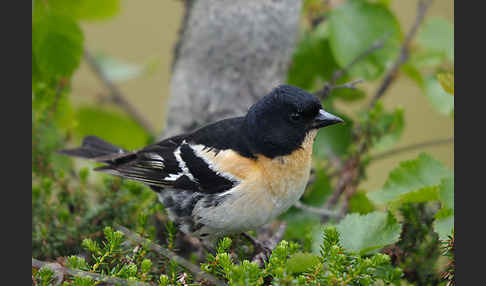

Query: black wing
[[91, 118, 251, 194]]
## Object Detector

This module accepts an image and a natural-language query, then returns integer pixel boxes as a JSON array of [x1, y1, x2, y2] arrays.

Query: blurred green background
[[70, 0, 453, 192]]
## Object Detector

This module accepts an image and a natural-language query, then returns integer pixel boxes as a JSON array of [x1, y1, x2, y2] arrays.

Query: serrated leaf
[[32, 9, 84, 77], [437, 72, 454, 95], [48, 0, 120, 21], [336, 211, 402, 255], [368, 153, 451, 205], [286, 252, 320, 274], [433, 215, 454, 240], [74, 106, 150, 150], [329, 0, 401, 80], [424, 76, 454, 115], [417, 18, 454, 62]]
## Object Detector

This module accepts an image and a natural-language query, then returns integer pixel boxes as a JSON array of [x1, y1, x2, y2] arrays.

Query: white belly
[[193, 153, 311, 237]]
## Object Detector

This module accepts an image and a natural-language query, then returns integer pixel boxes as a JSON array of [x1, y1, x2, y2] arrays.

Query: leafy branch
[[325, 0, 435, 219], [369, 0, 435, 108], [117, 225, 225, 286], [32, 258, 153, 286]]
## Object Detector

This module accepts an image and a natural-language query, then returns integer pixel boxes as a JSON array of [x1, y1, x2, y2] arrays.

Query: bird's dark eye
[[290, 112, 302, 122]]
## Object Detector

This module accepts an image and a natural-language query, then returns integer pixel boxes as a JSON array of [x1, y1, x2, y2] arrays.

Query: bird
[[59, 84, 343, 244]]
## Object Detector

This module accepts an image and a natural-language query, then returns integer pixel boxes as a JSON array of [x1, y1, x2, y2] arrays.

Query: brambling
[[59, 85, 343, 240]]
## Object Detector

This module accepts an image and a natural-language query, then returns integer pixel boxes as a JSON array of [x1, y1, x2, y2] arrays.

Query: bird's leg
[[241, 232, 272, 262]]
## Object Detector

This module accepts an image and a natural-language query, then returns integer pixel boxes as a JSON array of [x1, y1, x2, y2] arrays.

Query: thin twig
[[294, 201, 340, 217], [320, 0, 436, 222], [32, 258, 153, 286], [369, 0, 435, 108], [370, 138, 453, 162], [117, 226, 225, 286], [333, 34, 389, 83], [315, 34, 388, 100], [83, 49, 157, 136]]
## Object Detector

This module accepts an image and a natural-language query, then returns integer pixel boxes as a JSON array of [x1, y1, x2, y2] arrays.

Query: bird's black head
[[244, 85, 343, 158]]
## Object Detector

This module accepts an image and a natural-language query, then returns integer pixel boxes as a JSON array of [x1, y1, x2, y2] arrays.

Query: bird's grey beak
[[312, 109, 344, 129]]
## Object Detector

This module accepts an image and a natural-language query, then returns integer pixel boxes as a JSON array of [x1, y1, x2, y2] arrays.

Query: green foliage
[[287, 24, 336, 90], [417, 18, 454, 62], [285, 252, 320, 274], [47, 0, 121, 21], [367, 153, 452, 206], [75, 106, 151, 150], [434, 176, 454, 240], [348, 190, 376, 215], [329, 0, 401, 80], [33, 266, 57, 286], [367, 153, 454, 241], [202, 227, 401, 285], [424, 76, 454, 116], [336, 211, 402, 255], [301, 166, 333, 206], [33, 3, 84, 79], [60, 227, 157, 284], [386, 203, 442, 285], [364, 102, 405, 152]]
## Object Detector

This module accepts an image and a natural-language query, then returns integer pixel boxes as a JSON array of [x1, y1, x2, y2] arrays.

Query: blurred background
[[70, 0, 453, 192]]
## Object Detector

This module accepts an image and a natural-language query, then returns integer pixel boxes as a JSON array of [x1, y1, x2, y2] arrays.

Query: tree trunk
[[163, 0, 302, 137]]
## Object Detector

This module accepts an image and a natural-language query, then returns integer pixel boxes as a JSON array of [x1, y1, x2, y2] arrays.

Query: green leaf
[[401, 62, 424, 87], [336, 211, 402, 255], [439, 175, 454, 210], [424, 76, 454, 115], [349, 190, 376, 214], [410, 50, 446, 69], [32, 8, 84, 78], [432, 176, 454, 239], [392, 186, 440, 206], [329, 0, 401, 80], [417, 18, 454, 62], [74, 106, 150, 150], [437, 72, 454, 95], [433, 215, 454, 240], [48, 0, 120, 21], [286, 252, 320, 274], [287, 26, 339, 90], [368, 153, 451, 205]]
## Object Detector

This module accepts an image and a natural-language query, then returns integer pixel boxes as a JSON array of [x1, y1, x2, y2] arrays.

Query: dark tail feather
[[58, 135, 126, 160]]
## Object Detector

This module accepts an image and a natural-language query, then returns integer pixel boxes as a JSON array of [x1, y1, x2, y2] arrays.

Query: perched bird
[[59, 85, 343, 241]]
